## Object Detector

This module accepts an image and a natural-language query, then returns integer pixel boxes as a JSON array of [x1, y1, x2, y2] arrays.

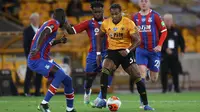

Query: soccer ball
[[107, 96, 121, 112]]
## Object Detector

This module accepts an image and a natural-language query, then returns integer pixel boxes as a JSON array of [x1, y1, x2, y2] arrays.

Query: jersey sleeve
[[73, 20, 89, 34], [100, 21, 106, 33], [154, 13, 167, 33], [128, 20, 137, 35], [45, 20, 59, 33]]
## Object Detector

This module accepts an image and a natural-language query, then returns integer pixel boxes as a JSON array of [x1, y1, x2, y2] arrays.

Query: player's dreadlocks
[[90, 1, 104, 9]]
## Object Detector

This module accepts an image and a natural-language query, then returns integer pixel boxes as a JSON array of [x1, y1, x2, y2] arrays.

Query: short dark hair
[[90, 1, 104, 9], [110, 4, 122, 11]]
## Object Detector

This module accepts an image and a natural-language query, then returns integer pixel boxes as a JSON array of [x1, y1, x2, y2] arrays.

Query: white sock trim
[[66, 107, 73, 111], [41, 100, 48, 104]]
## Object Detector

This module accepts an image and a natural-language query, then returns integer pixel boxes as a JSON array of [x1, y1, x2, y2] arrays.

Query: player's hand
[[166, 48, 173, 55], [30, 48, 39, 57], [60, 34, 67, 44], [118, 49, 129, 57], [153, 46, 162, 52], [96, 55, 102, 67]]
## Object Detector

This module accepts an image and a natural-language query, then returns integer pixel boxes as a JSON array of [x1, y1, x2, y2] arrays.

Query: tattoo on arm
[[129, 29, 141, 51]]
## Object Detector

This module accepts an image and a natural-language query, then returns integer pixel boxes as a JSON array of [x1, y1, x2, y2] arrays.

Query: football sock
[[84, 73, 97, 94], [98, 75, 113, 99], [100, 68, 110, 99], [140, 78, 145, 104], [43, 69, 67, 103], [135, 78, 148, 105], [63, 76, 74, 108]]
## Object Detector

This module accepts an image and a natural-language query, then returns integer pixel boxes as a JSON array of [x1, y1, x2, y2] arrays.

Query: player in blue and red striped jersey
[[64, 1, 113, 105], [28, 9, 76, 112], [132, 0, 167, 108]]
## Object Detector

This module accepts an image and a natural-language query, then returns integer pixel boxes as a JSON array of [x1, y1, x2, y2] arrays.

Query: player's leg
[[62, 76, 76, 112], [122, 53, 154, 111], [135, 48, 148, 107], [52, 61, 76, 111], [148, 53, 161, 82], [28, 59, 72, 112], [84, 56, 98, 104], [96, 52, 114, 100], [95, 58, 117, 108]]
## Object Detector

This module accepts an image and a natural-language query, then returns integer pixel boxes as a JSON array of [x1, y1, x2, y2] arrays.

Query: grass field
[[0, 92, 200, 112]]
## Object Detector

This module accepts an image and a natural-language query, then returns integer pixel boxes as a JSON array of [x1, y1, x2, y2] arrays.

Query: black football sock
[[100, 68, 110, 99], [84, 73, 97, 94], [135, 78, 148, 105]]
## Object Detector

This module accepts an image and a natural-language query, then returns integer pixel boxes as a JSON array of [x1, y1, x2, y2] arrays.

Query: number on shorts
[[154, 60, 160, 68], [130, 57, 133, 64]]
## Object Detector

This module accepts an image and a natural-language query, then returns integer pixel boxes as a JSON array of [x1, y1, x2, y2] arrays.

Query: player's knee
[[150, 72, 159, 83], [102, 68, 112, 75]]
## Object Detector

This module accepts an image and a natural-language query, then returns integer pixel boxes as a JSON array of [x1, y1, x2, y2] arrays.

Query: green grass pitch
[[0, 92, 200, 112]]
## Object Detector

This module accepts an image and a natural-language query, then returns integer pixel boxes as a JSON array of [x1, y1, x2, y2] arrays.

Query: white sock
[[67, 107, 73, 111], [41, 100, 48, 104]]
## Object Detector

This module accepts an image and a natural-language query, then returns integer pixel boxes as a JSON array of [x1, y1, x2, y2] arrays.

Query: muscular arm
[[129, 28, 141, 51], [35, 28, 51, 50], [63, 22, 75, 34], [96, 29, 106, 52]]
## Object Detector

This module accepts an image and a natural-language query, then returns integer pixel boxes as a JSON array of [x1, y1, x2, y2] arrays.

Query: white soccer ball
[[107, 96, 121, 112]]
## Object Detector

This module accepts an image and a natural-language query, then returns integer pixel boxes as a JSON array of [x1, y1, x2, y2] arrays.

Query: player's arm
[[96, 22, 106, 66], [96, 29, 106, 53], [155, 14, 168, 47], [63, 21, 75, 34], [51, 35, 67, 46], [128, 21, 141, 52], [64, 20, 88, 34]]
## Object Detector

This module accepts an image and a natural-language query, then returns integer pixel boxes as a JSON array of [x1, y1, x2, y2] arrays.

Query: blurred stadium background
[[0, 0, 200, 97]]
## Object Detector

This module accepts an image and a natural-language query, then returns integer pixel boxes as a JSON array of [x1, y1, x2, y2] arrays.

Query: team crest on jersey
[[142, 18, 146, 22], [148, 18, 152, 22], [113, 27, 118, 32], [94, 28, 99, 33], [94, 28, 99, 36]]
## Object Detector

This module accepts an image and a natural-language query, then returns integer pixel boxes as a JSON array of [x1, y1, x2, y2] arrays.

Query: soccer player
[[64, 1, 113, 104], [132, 0, 167, 108], [95, 4, 154, 110], [28, 9, 76, 112]]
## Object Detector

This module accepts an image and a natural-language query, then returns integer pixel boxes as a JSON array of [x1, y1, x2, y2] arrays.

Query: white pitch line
[[0, 100, 200, 103]]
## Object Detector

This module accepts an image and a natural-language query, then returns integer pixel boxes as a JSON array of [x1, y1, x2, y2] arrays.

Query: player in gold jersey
[[94, 4, 154, 110]]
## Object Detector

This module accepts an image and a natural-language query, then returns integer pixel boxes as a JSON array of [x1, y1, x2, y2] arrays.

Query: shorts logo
[[45, 65, 50, 69], [130, 58, 134, 64]]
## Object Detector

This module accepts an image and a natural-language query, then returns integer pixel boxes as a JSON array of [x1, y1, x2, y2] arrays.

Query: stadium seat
[[82, 2, 91, 11], [184, 35, 196, 52], [53, 2, 68, 10], [67, 16, 78, 25], [38, 3, 51, 12], [79, 16, 93, 22]]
